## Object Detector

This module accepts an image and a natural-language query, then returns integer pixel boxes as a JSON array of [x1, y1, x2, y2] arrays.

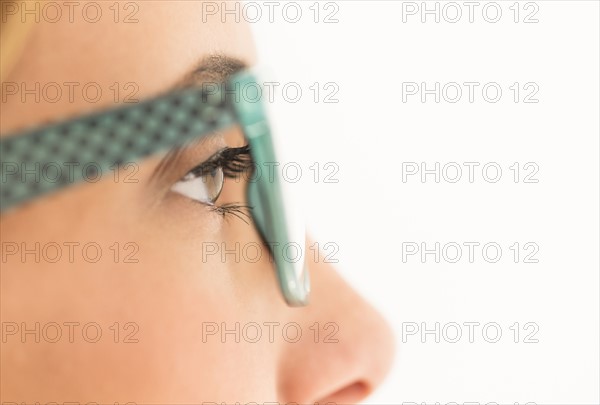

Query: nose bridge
[[276, 257, 396, 404]]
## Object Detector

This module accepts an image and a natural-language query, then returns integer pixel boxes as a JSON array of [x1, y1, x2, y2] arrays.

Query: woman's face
[[1, 2, 394, 402]]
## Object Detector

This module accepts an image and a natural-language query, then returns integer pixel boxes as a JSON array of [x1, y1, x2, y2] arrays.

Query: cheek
[[0, 214, 273, 400], [99, 217, 281, 401]]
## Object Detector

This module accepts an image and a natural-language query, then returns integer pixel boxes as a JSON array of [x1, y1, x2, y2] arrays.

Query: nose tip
[[313, 307, 396, 404], [277, 259, 396, 404]]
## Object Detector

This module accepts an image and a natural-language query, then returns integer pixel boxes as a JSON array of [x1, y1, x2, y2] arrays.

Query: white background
[[248, 1, 599, 404]]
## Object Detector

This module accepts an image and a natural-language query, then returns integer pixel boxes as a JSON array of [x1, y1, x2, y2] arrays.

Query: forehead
[[1, 1, 256, 135]]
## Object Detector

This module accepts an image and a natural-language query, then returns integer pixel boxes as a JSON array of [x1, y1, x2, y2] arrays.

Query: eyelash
[[187, 145, 253, 178], [186, 145, 254, 221], [215, 145, 254, 179]]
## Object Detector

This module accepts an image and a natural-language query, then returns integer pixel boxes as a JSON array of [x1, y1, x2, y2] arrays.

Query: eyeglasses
[[0, 71, 310, 307]]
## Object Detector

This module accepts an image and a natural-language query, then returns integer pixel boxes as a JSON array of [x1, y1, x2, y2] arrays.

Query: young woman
[[0, 1, 394, 402]]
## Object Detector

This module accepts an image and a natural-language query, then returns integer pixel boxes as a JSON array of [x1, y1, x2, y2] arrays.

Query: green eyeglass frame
[[0, 71, 310, 307]]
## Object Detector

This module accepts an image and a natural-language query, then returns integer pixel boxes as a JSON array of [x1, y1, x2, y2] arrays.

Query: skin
[[0, 2, 394, 403]]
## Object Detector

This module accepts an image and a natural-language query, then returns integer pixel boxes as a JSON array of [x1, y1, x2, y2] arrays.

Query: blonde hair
[[0, 0, 38, 82]]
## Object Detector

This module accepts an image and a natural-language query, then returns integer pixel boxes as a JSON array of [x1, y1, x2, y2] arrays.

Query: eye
[[171, 166, 224, 205], [170, 146, 252, 207]]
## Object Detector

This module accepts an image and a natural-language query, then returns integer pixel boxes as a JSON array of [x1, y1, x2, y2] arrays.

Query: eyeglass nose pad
[[287, 258, 311, 304], [273, 246, 310, 307], [279, 194, 310, 306]]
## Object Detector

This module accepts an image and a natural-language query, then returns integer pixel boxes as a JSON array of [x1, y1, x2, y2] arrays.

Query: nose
[[276, 252, 396, 404]]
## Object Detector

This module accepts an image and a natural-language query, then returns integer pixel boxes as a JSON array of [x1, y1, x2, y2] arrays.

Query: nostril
[[317, 381, 371, 404]]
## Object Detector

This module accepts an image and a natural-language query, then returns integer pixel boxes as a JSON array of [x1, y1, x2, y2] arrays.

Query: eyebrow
[[151, 54, 247, 183], [177, 54, 247, 89]]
